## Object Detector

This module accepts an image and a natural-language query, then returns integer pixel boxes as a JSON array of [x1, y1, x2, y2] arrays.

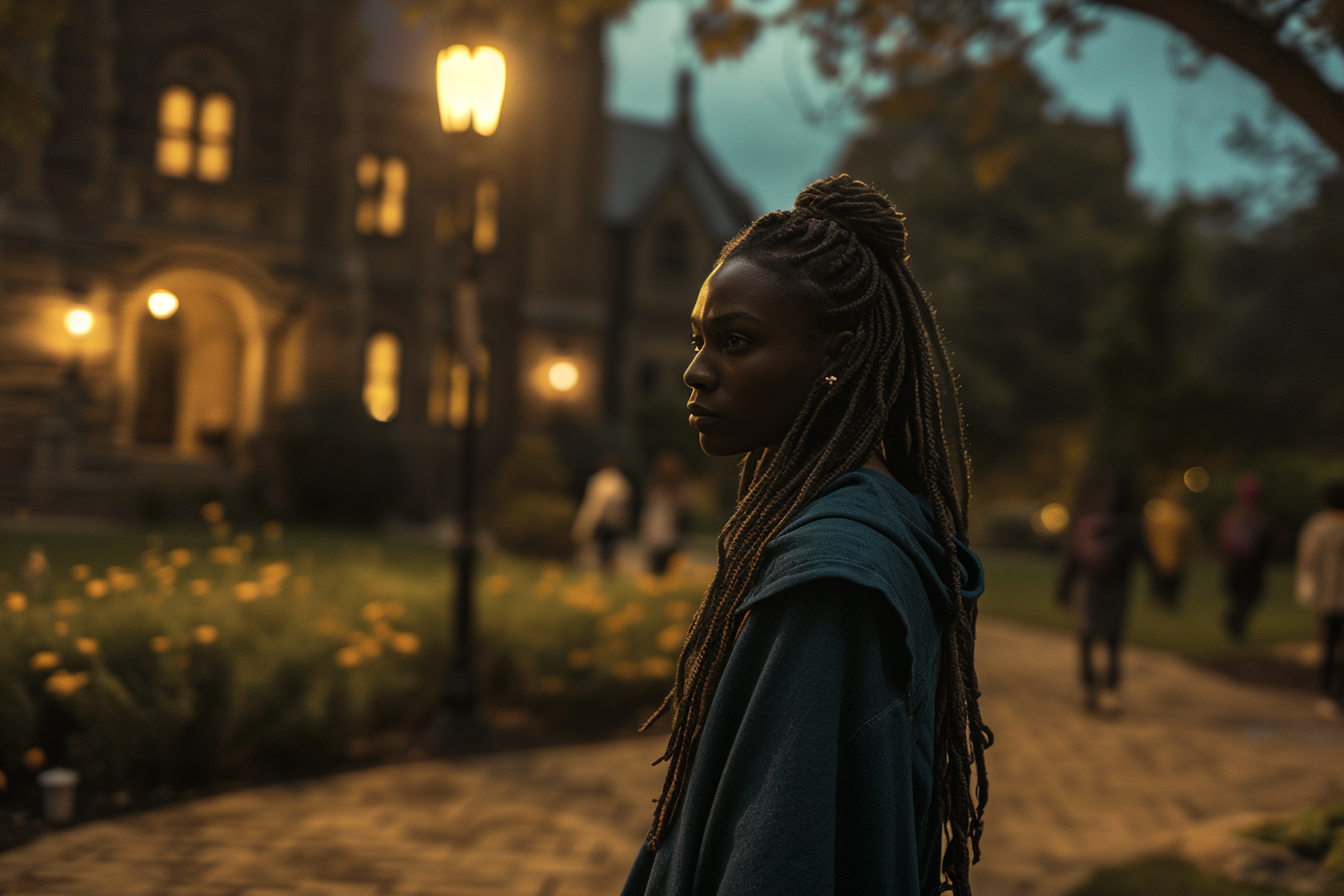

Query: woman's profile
[[621, 174, 990, 896]]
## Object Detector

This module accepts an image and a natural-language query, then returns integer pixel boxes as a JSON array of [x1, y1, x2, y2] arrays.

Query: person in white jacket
[[572, 456, 632, 572], [1295, 479, 1344, 718]]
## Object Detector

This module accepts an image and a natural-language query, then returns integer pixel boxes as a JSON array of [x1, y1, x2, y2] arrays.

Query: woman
[[621, 175, 989, 896], [639, 449, 695, 576]]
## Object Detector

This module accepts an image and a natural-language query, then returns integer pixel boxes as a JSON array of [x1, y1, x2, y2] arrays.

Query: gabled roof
[[604, 117, 756, 243]]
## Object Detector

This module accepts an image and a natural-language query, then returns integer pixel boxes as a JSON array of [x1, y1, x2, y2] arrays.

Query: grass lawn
[[977, 549, 1316, 662]]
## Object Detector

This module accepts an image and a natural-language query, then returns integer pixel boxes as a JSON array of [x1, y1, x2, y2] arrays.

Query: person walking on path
[[638, 449, 695, 576], [1056, 464, 1148, 715], [1143, 490, 1196, 610], [621, 175, 989, 896], [572, 456, 632, 573], [1218, 472, 1273, 641], [1295, 479, 1344, 719]]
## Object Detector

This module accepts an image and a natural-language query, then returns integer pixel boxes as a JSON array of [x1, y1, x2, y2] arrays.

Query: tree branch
[[1095, 0, 1344, 159]]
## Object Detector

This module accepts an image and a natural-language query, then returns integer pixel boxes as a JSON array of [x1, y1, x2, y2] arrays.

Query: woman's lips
[[688, 405, 721, 431]]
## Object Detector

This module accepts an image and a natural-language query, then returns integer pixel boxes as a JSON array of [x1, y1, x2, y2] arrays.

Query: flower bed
[[0, 509, 711, 824]]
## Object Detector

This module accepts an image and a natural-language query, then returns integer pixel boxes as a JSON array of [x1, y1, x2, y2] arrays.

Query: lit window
[[196, 92, 235, 182], [156, 86, 196, 177], [155, 85, 236, 182], [362, 331, 401, 422], [473, 177, 499, 253], [354, 154, 408, 237], [428, 342, 488, 428]]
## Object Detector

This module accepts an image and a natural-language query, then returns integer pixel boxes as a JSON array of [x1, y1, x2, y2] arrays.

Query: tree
[[840, 63, 1151, 475]]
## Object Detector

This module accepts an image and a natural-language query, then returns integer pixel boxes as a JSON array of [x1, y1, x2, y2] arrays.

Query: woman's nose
[[684, 351, 716, 391]]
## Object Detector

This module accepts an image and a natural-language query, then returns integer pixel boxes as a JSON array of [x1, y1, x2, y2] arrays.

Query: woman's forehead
[[691, 258, 804, 327]]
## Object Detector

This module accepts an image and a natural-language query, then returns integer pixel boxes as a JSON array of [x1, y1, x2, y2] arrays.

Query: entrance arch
[[116, 266, 268, 458]]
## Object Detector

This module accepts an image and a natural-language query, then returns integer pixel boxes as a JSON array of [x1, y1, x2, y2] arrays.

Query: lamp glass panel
[[469, 47, 506, 136], [436, 46, 474, 132]]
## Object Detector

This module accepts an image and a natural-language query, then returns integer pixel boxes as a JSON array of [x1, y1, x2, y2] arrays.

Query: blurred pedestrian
[[1217, 473, 1273, 641], [1056, 464, 1148, 714], [1295, 479, 1344, 719], [1143, 491, 1196, 610], [639, 450, 694, 576], [572, 455, 632, 573]]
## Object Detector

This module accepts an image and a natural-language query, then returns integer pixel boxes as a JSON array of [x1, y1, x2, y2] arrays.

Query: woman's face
[[684, 257, 850, 457]]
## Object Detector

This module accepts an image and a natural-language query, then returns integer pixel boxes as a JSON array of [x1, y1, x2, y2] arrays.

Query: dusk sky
[[365, 0, 1336, 218]]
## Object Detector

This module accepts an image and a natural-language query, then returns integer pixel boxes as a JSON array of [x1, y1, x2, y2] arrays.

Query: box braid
[[638, 174, 991, 896]]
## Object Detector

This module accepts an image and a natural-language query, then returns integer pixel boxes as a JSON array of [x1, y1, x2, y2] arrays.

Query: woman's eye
[[724, 334, 746, 350]]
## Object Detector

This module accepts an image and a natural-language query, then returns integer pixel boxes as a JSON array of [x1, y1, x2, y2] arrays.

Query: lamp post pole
[[436, 42, 505, 721]]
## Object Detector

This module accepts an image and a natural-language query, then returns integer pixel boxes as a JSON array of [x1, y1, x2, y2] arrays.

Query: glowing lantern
[[147, 290, 179, 319], [547, 360, 579, 393], [64, 307, 93, 337], [436, 45, 506, 136]]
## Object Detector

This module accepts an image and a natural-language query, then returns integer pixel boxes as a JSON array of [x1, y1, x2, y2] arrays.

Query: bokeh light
[[1183, 466, 1210, 492], [547, 360, 579, 393], [147, 289, 179, 319], [64, 307, 93, 336], [1031, 503, 1071, 536]]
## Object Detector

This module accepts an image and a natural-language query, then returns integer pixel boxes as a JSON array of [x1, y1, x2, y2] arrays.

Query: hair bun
[[794, 174, 907, 256]]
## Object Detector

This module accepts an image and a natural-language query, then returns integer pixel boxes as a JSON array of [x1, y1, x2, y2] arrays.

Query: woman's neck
[[863, 453, 895, 480]]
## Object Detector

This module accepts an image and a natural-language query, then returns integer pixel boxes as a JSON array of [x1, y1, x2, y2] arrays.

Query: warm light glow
[[64, 307, 94, 337], [436, 45, 506, 136], [362, 331, 401, 422], [1183, 466, 1210, 493], [547, 360, 579, 393], [155, 85, 196, 178], [377, 157, 407, 237], [147, 289, 179, 319], [1031, 503, 1070, 536], [195, 92, 234, 182], [355, 153, 380, 189], [473, 177, 499, 253]]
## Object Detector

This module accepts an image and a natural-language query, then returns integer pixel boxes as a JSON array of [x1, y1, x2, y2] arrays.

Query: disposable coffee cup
[[36, 767, 79, 824]]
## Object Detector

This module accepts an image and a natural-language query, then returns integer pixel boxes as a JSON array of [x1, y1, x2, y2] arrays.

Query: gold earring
[[824, 375, 837, 387]]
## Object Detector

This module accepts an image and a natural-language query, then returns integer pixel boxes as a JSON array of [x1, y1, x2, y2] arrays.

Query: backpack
[[1072, 512, 1126, 578]]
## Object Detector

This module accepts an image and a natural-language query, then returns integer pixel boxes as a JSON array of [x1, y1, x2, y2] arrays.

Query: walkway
[[1, 618, 1340, 896]]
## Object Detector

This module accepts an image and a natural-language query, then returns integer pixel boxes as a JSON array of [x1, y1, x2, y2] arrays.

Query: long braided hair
[[639, 174, 991, 895]]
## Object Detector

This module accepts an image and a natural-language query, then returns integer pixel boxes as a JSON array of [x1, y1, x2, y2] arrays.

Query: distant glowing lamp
[[1031, 503, 1070, 537], [436, 45, 506, 136], [147, 289, 179, 319], [1183, 466, 1210, 493], [547, 360, 579, 393], [64, 307, 94, 337]]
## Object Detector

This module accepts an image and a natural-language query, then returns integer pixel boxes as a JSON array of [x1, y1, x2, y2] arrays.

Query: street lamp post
[[436, 41, 506, 720]]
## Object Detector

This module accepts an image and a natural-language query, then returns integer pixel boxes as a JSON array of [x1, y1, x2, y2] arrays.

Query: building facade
[[0, 0, 753, 520]]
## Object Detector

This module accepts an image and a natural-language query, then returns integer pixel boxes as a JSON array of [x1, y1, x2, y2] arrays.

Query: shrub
[[489, 436, 577, 559]]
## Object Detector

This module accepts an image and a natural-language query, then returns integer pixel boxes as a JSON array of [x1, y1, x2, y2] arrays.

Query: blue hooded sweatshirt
[[621, 468, 985, 896]]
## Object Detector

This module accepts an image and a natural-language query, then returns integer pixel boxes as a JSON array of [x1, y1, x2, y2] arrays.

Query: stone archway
[[115, 266, 268, 460]]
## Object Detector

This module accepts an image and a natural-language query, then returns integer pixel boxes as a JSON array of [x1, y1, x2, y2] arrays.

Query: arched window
[[362, 331, 401, 422], [355, 154, 408, 237], [155, 86, 236, 182]]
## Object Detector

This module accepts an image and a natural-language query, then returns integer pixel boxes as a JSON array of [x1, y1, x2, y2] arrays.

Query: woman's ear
[[825, 330, 855, 362]]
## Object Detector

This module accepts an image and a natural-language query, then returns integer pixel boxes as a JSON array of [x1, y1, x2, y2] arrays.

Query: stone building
[[0, 0, 752, 520]]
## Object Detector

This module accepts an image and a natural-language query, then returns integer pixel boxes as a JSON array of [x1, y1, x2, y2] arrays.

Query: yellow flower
[[259, 561, 291, 583], [189, 578, 211, 597], [45, 669, 90, 697], [371, 619, 393, 640], [71, 564, 91, 582], [640, 656, 674, 679], [168, 548, 193, 567], [261, 521, 283, 541], [5, 591, 27, 612], [533, 579, 555, 600], [75, 637, 99, 655], [539, 674, 564, 694], [234, 533, 254, 553], [567, 648, 591, 670], [390, 632, 421, 655], [484, 574, 510, 596], [200, 501, 226, 524], [611, 660, 638, 681], [635, 573, 661, 596], [361, 601, 384, 623], [657, 624, 687, 653], [24, 747, 46, 770], [53, 621, 70, 637], [107, 567, 138, 592], [142, 552, 161, 572], [292, 575, 312, 598], [30, 651, 61, 671], [335, 645, 362, 668], [663, 599, 691, 621], [149, 635, 171, 653], [85, 579, 109, 599], [208, 545, 243, 565], [193, 624, 218, 645], [234, 582, 260, 602]]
